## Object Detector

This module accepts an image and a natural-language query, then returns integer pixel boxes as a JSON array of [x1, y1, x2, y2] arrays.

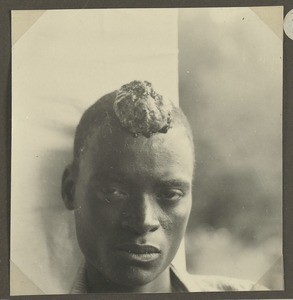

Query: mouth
[[115, 243, 161, 262]]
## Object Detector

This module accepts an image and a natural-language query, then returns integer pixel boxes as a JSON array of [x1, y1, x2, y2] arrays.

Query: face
[[71, 123, 194, 287]]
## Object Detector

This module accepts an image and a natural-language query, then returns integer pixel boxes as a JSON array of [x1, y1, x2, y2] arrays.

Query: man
[[62, 80, 267, 293]]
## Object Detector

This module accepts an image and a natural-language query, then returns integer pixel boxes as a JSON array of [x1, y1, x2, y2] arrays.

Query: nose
[[121, 193, 160, 235]]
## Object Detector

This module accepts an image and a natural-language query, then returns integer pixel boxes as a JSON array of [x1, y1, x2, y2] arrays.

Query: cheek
[[73, 184, 123, 247], [158, 199, 191, 266], [73, 194, 124, 265], [75, 193, 122, 231], [160, 198, 192, 236]]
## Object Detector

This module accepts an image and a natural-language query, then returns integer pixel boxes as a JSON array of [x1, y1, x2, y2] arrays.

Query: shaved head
[[72, 82, 194, 176]]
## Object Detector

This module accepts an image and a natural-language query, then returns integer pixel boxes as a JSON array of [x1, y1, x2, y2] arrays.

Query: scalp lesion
[[113, 80, 173, 138]]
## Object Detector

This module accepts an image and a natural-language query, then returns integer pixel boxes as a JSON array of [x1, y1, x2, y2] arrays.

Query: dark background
[[178, 8, 283, 289]]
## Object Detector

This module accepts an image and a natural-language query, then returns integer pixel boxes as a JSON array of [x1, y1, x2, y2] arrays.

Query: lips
[[115, 243, 161, 262], [116, 243, 161, 254]]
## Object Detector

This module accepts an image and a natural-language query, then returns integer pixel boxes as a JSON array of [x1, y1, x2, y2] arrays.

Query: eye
[[100, 187, 129, 202], [158, 189, 184, 202]]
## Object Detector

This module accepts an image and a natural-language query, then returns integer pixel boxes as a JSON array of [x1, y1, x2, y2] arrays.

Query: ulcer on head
[[113, 80, 172, 138]]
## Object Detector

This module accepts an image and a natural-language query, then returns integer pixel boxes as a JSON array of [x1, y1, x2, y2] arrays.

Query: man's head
[[62, 81, 195, 289]]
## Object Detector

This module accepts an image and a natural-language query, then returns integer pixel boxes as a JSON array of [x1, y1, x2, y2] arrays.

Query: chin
[[109, 266, 161, 287]]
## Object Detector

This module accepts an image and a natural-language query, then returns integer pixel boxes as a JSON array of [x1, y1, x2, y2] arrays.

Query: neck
[[85, 262, 172, 293]]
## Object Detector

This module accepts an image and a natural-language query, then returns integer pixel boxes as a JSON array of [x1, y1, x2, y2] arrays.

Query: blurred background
[[178, 8, 283, 289]]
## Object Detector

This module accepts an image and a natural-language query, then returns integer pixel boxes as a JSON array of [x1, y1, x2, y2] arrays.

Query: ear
[[61, 165, 76, 210]]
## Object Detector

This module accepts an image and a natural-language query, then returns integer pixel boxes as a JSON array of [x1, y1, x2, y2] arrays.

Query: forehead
[[79, 124, 194, 182]]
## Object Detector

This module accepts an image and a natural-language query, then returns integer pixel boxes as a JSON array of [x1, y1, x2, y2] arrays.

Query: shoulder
[[171, 266, 269, 292], [187, 274, 269, 292]]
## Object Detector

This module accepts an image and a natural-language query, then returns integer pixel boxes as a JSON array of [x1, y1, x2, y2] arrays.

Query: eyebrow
[[156, 179, 190, 190], [91, 173, 190, 190], [91, 173, 127, 184]]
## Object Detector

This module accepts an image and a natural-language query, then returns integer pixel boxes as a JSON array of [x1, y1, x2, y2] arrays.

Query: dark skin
[[62, 122, 194, 293]]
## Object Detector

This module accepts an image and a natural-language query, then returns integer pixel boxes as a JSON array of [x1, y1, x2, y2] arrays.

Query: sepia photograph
[[10, 6, 283, 295]]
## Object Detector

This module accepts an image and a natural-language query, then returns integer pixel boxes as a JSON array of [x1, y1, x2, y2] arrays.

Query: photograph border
[[1, 0, 292, 299]]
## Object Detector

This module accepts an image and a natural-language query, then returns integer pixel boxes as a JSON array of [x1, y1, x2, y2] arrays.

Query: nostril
[[150, 226, 158, 232], [121, 194, 160, 234], [121, 212, 160, 234]]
